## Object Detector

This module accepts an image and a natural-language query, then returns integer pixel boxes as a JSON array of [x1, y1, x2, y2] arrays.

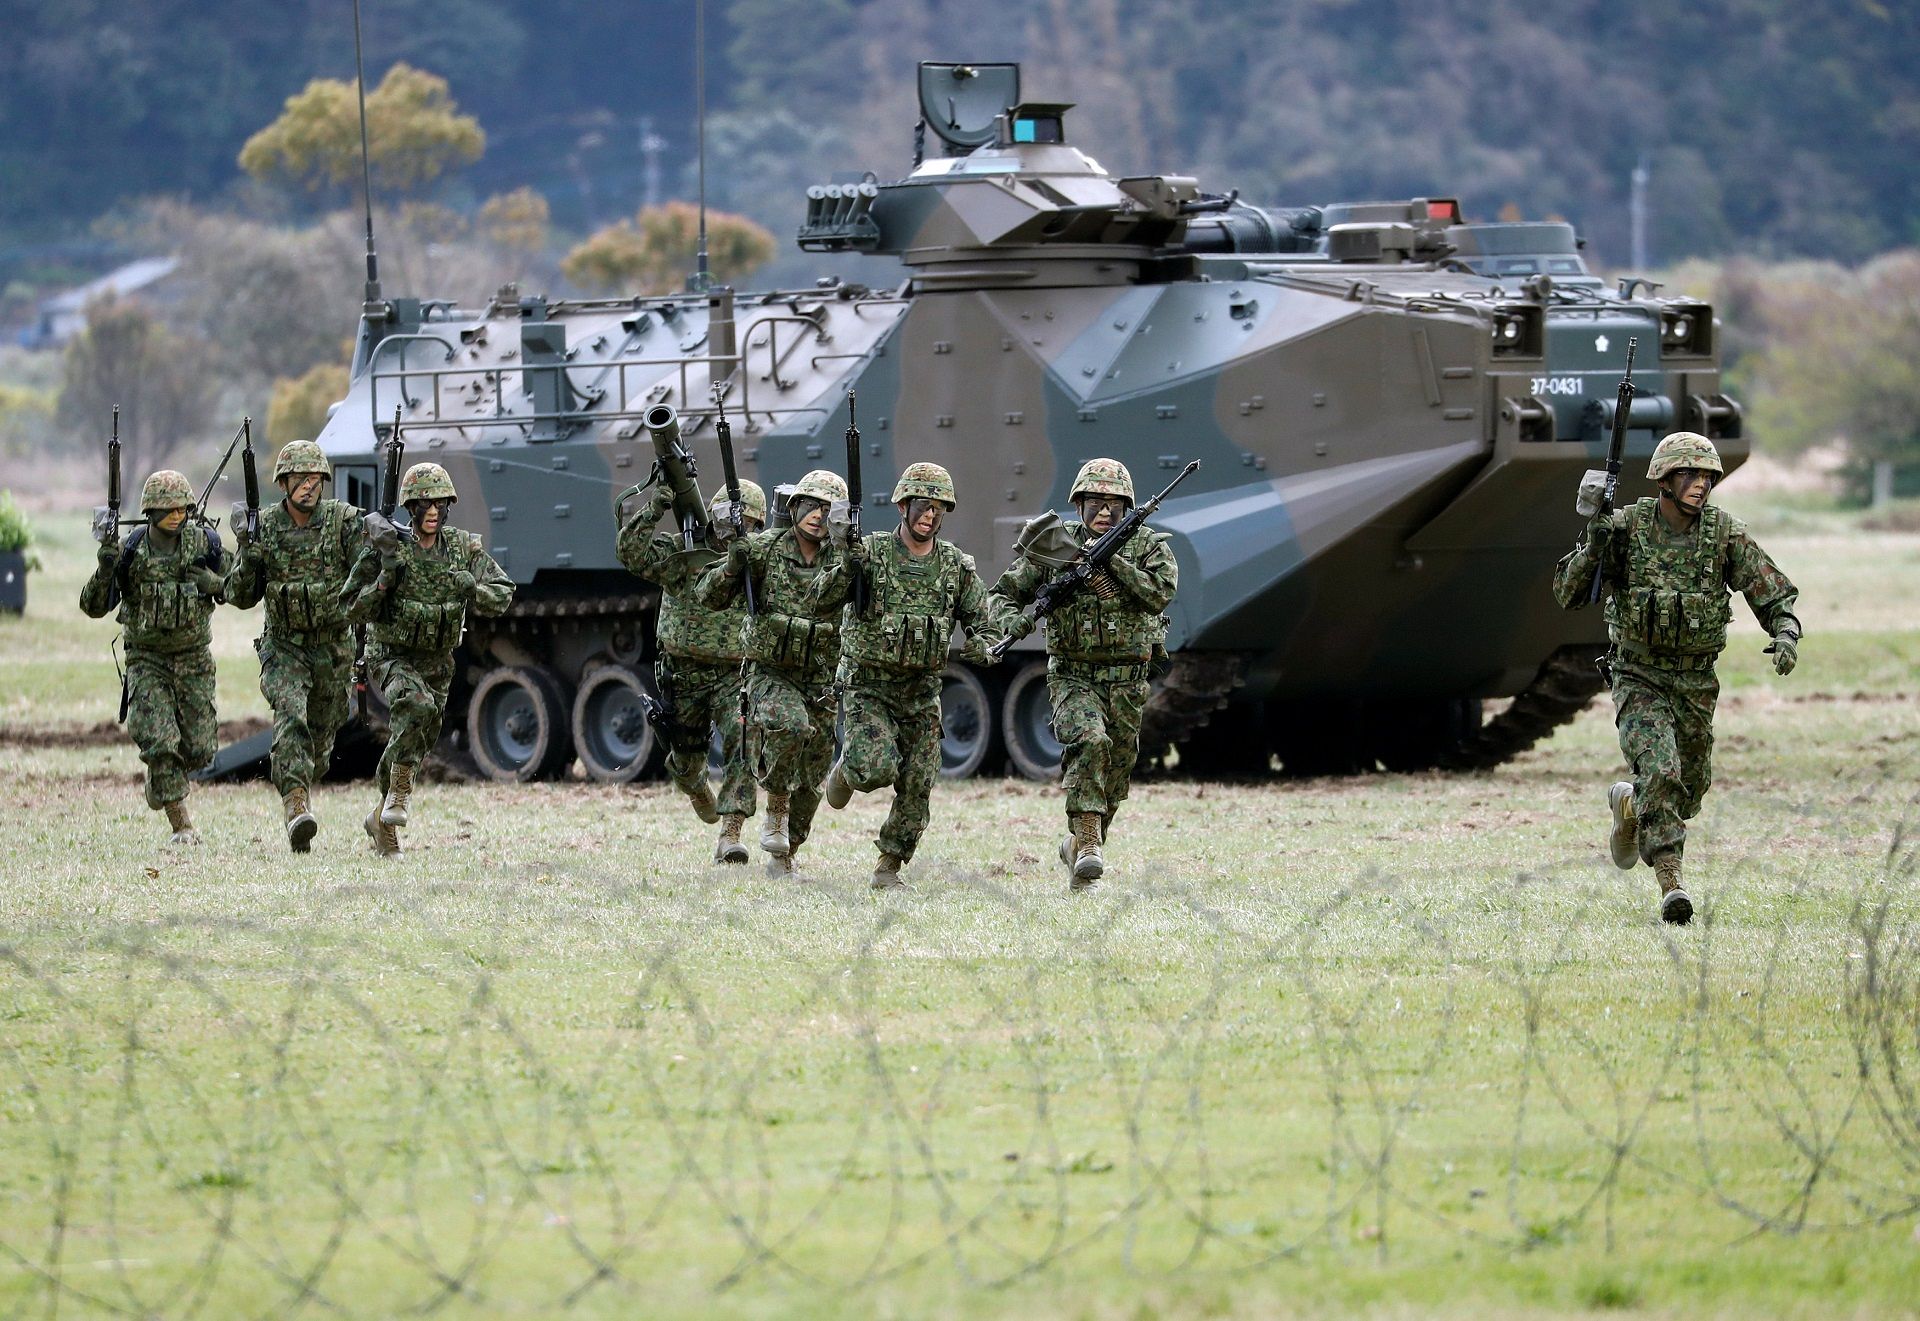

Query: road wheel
[[1001, 658, 1063, 782], [938, 662, 999, 779], [571, 666, 664, 783], [467, 665, 574, 781]]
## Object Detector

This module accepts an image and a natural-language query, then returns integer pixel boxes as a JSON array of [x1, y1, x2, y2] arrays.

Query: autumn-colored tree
[[56, 297, 215, 477], [562, 202, 775, 295], [238, 63, 484, 197], [479, 187, 552, 256], [266, 362, 353, 448]]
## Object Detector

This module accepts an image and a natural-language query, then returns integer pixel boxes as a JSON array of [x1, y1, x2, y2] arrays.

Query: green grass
[[2, 500, 1919, 1317]]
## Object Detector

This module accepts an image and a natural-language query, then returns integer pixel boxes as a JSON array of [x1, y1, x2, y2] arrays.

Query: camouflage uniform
[[992, 490, 1178, 873], [615, 484, 757, 829], [810, 476, 1009, 874], [225, 467, 365, 819], [341, 465, 514, 850], [1554, 472, 1800, 892], [79, 471, 226, 837], [695, 510, 840, 868]]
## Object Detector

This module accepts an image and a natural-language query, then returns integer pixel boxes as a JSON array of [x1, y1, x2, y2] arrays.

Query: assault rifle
[[843, 390, 869, 616], [238, 416, 260, 543], [93, 406, 121, 544], [988, 459, 1200, 660], [193, 418, 250, 529], [1575, 336, 1637, 605], [714, 395, 755, 616]]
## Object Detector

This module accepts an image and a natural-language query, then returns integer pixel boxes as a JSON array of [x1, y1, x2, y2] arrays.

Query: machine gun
[[355, 414, 406, 719], [93, 406, 121, 545], [1575, 337, 1637, 605], [843, 390, 870, 616], [988, 459, 1200, 660], [643, 403, 709, 553]]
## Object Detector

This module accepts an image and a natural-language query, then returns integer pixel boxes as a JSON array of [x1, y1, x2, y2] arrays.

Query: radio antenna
[[691, 0, 711, 292], [352, 0, 383, 310]]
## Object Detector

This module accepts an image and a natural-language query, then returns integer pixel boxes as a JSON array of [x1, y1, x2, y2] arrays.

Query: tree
[[237, 63, 485, 198], [57, 297, 216, 479], [479, 187, 551, 256], [267, 363, 352, 447], [1745, 251, 1920, 497], [561, 202, 775, 295]]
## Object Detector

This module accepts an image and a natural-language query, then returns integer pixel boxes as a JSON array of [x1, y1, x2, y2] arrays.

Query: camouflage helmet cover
[[1070, 457, 1135, 503], [708, 478, 768, 523], [891, 461, 957, 508], [399, 462, 458, 505], [273, 439, 331, 481], [1647, 431, 1724, 481], [140, 469, 196, 513], [792, 469, 849, 505]]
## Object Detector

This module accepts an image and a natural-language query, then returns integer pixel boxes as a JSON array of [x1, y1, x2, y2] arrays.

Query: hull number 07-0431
[[1530, 375, 1585, 396]]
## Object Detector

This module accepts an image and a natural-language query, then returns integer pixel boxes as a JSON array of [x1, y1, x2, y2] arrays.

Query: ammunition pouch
[[841, 610, 950, 672], [1612, 585, 1730, 656], [747, 611, 837, 672], [373, 598, 466, 654], [266, 579, 347, 636]]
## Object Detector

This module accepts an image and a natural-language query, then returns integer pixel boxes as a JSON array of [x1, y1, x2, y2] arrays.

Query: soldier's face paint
[[154, 508, 187, 534], [1077, 495, 1129, 533], [411, 499, 448, 538], [792, 496, 828, 542], [1664, 469, 1714, 517], [285, 474, 324, 511], [900, 498, 944, 545]]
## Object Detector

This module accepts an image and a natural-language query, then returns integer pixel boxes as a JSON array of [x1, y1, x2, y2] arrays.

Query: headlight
[[1659, 302, 1712, 356]]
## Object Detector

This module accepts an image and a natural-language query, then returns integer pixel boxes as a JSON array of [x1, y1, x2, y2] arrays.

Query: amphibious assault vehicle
[[284, 61, 1743, 784]]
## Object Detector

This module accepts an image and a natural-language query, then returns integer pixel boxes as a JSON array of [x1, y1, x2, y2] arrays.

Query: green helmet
[[273, 439, 331, 482], [891, 461, 956, 509], [1647, 431, 1724, 482], [793, 469, 848, 505], [399, 462, 458, 505], [1070, 457, 1135, 503], [140, 469, 195, 513], [708, 479, 767, 524]]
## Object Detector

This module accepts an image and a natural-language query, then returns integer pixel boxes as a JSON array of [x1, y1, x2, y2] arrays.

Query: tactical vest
[[840, 535, 970, 673], [1605, 497, 1732, 657], [116, 525, 216, 652], [656, 588, 746, 663], [260, 499, 354, 636], [743, 529, 838, 673], [369, 530, 477, 654], [1045, 528, 1167, 664]]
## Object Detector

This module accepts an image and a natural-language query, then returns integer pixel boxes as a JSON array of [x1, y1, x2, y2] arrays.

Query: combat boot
[[684, 777, 720, 825], [766, 849, 815, 884], [870, 852, 907, 891], [283, 786, 318, 854], [714, 813, 749, 865], [363, 807, 401, 857], [1071, 812, 1104, 888], [380, 763, 413, 828], [1607, 781, 1638, 871], [1654, 851, 1691, 925], [826, 756, 854, 810], [163, 799, 200, 847], [761, 793, 791, 856]]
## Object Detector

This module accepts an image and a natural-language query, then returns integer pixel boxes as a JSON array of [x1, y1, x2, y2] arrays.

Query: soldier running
[[1552, 432, 1801, 924], [813, 461, 1010, 890], [695, 470, 845, 881], [993, 458, 1178, 888], [80, 470, 228, 845], [224, 439, 367, 852], [341, 462, 514, 855], [615, 478, 766, 862]]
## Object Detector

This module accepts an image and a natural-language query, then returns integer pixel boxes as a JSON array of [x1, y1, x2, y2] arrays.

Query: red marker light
[[1427, 199, 1461, 221]]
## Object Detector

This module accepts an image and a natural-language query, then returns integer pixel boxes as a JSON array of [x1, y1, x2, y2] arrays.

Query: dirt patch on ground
[[0, 717, 270, 749]]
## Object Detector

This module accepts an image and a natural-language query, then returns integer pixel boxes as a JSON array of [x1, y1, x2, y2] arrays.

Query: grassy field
[[2, 488, 1919, 1318]]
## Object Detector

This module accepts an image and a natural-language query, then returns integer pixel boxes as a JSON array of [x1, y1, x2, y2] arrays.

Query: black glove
[[1584, 515, 1613, 554]]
